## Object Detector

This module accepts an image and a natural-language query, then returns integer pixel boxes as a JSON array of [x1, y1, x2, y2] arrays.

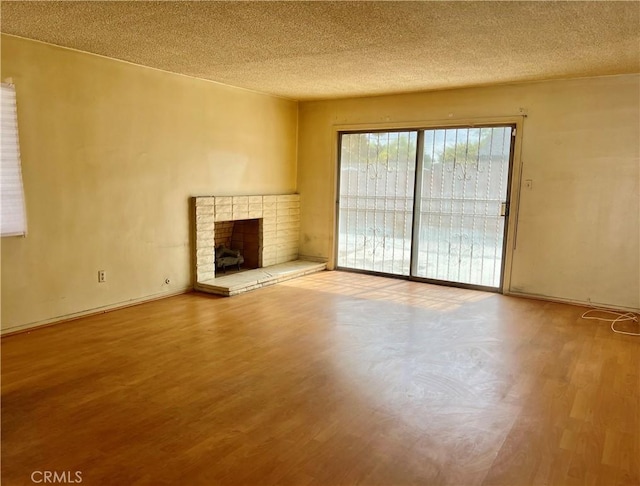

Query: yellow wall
[[298, 75, 640, 311], [1, 35, 298, 332]]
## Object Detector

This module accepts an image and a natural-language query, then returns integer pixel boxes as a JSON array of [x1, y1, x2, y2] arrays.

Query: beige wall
[[2, 35, 637, 332], [1, 35, 298, 332], [298, 75, 640, 311]]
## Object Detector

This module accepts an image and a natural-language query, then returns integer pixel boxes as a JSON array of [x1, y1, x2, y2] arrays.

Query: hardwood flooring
[[2, 271, 639, 485]]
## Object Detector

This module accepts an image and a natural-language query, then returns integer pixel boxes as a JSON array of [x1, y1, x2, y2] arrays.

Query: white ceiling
[[2, 1, 639, 100]]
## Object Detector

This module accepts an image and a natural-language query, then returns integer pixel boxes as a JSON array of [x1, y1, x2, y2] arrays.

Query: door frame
[[332, 116, 525, 294]]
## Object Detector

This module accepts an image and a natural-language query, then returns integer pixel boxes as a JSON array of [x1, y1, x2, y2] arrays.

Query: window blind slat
[[0, 83, 27, 237]]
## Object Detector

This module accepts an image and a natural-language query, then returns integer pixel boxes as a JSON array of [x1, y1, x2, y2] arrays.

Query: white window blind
[[1, 83, 27, 237]]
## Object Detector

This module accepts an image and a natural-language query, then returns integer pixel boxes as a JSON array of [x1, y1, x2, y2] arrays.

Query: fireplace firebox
[[213, 218, 261, 274]]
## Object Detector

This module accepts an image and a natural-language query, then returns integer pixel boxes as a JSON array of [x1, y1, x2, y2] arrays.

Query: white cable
[[581, 307, 640, 336]]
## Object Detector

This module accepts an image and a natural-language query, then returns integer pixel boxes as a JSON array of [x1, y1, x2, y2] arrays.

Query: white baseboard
[[505, 289, 640, 314]]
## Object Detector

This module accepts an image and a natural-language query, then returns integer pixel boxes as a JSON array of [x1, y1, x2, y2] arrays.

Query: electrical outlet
[[524, 179, 533, 190], [165, 278, 171, 285], [98, 270, 106, 283]]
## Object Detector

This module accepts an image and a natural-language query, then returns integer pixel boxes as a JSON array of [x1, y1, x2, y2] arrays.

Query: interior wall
[[0, 35, 298, 332], [298, 75, 640, 311]]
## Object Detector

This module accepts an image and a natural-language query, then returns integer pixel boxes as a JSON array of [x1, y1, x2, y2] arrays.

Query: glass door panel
[[414, 127, 512, 288], [337, 131, 417, 275]]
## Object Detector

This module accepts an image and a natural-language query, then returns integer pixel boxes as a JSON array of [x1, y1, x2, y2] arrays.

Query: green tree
[[439, 129, 493, 166], [341, 132, 419, 171]]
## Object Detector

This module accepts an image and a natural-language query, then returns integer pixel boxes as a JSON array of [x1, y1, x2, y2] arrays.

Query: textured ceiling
[[1, 1, 639, 100]]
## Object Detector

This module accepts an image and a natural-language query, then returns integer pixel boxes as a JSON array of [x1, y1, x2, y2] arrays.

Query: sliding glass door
[[413, 127, 513, 288], [337, 125, 514, 290]]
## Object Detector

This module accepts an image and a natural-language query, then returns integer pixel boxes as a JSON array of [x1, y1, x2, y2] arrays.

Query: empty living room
[[1, 2, 638, 485]]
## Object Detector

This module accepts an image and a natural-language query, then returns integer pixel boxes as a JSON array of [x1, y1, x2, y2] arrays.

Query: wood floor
[[2, 271, 639, 486]]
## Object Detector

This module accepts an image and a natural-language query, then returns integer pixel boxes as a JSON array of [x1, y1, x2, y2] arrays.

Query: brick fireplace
[[194, 194, 300, 283]]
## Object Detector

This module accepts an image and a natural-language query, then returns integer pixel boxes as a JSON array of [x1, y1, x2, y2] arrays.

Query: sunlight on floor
[[279, 270, 492, 312]]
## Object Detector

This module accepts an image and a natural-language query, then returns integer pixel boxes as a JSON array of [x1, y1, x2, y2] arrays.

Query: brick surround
[[194, 195, 300, 282]]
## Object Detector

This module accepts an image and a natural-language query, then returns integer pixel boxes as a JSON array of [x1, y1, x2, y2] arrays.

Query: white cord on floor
[[581, 307, 640, 336]]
